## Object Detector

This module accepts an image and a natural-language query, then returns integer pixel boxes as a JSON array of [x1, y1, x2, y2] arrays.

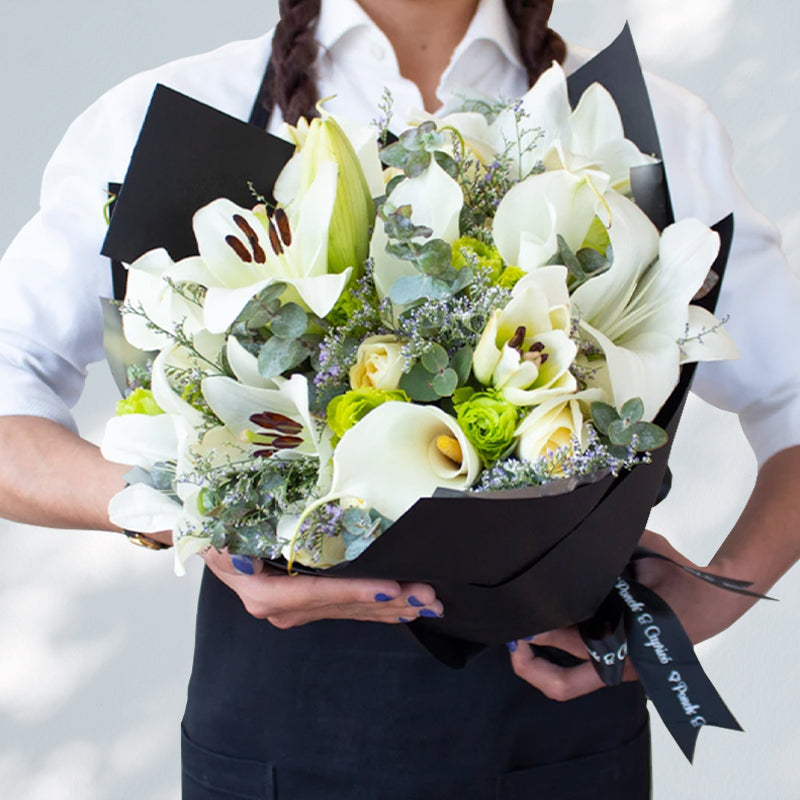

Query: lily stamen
[[508, 325, 527, 351], [233, 214, 267, 264], [267, 219, 284, 256], [274, 208, 293, 247], [225, 235, 253, 263]]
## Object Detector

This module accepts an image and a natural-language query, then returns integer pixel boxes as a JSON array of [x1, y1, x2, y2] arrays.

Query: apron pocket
[[181, 726, 275, 800], [496, 722, 651, 800]]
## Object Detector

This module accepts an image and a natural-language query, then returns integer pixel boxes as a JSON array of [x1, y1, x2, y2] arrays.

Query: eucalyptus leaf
[[416, 239, 452, 277], [380, 141, 410, 168], [450, 346, 473, 384], [386, 240, 416, 261], [590, 402, 619, 436], [399, 127, 426, 152], [432, 368, 458, 397], [270, 303, 308, 339], [557, 234, 585, 281], [399, 362, 441, 401], [421, 343, 450, 372], [405, 150, 432, 178], [258, 336, 308, 379], [433, 150, 458, 178], [385, 174, 405, 197], [342, 507, 374, 536], [389, 274, 451, 305], [577, 247, 608, 274], [450, 265, 474, 294], [620, 398, 644, 425], [608, 419, 634, 447], [630, 421, 669, 451]]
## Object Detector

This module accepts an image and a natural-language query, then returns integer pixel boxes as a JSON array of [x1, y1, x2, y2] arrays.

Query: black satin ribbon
[[579, 549, 774, 762]]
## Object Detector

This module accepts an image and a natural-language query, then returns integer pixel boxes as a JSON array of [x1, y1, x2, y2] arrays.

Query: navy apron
[[180, 55, 652, 800]]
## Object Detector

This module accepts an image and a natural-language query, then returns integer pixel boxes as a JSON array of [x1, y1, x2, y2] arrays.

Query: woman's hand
[[507, 530, 759, 701], [202, 548, 444, 629]]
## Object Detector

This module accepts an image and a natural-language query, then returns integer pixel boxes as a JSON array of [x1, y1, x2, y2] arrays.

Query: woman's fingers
[[200, 549, 443, 627], [530, 626, 588, 659], [509, 641, 605, 701]]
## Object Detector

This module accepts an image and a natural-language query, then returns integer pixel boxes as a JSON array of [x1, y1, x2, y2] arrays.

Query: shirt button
[[370, 42, 386, 61]]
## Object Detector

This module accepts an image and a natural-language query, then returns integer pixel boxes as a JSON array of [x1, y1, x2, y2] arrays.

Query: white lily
[[122, 248, 207, 351], [516, 389, 604, 463], [177, 172, 351, 333], [572, 196, 737, 419], [225, 335, 278, 390], [472, 266, 578, 406], [322, 402, 481, 521], [492, 169, 610, 272], [201, 373, 321, 459], [544, 82, 659, 192], [370, 159, 464, 301]]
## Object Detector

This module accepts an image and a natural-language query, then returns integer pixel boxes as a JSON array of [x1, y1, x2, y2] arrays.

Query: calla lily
[[472, 266, 578, 405], [572, 198, 737, 418], [492, 170, 609, 272], [177, 171, 352, 332], [108, 483, 183, 538], [324, 402, 481, 520], [370, 159, 464, 300], [201, 373, 321, 459], [101, 412, 182, 471], [515, 389, 604, 463]]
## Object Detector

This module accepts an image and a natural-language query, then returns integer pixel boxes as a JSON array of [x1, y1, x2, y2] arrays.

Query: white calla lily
[[324, 402, 481, 520], [370, 159, 464, 300], [472, 266, 578, 405], [492, 170, 609, 272]]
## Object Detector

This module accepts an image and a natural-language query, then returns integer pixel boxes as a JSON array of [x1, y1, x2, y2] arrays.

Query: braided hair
[[251, 0, 566, 128], [503, 0, 567, 85]]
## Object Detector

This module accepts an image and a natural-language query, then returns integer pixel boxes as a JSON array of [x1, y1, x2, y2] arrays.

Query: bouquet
[[102, 27, 736, 610], [100, 27, 751, 759]]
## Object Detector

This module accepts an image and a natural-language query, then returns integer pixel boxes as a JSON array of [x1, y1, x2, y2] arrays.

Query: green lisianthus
[[116, 388, 164, 417], [327, 388, 409, 440], [451, 236, 504, 282], [496, 266, 526, 290], [455, 391, 519, 467]]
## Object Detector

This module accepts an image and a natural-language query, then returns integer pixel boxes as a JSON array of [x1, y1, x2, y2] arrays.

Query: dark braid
[[503, 0, 567, 87], [253, 0, 321, 128]]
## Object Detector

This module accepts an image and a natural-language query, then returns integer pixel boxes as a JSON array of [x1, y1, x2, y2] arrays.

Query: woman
[[1, 0, 799, 797]]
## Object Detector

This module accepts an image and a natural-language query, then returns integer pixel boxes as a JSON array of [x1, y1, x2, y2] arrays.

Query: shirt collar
[[315, 0, 523, 71]]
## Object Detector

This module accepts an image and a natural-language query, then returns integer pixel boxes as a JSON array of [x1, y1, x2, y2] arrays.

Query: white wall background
[[0, 1, 798, 797]]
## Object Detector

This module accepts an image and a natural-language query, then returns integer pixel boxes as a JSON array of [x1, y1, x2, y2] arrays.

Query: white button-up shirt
[[1, 0, 798, 468]]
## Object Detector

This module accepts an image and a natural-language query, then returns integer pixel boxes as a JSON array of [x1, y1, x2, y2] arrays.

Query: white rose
[[349, 335, 406, 390], [515, 390, 604, 462]]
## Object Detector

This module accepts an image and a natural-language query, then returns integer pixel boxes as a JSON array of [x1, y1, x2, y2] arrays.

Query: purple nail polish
[[398, 617, 412, 623], [506, 641, 518, 653], [374, 593, 394, 602], [523, 635, 537, 642], [407, 596, 425, 607], [418, 608, 442, 619], [231, 554, 255, 575]]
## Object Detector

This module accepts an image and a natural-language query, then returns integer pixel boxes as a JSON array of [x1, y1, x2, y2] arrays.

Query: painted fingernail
[[418, 608, 443, 619], [374, 593, 395, 602], [407, 596, 425, 607], [398, 617, 413, 623], [231, 554, 255, 575], [506, 641, 518, 653], [522, 635, 537, 642]]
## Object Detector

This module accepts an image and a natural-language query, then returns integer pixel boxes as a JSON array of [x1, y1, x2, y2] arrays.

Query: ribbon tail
[[618, 576, 743, 762]]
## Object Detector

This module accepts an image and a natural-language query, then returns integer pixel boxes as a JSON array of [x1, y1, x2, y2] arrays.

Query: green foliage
[[550, 235, 612, 290], [590, 398, 668, 454], [326, 388, 409, 440], [455, 391, 520, 467], [380, 121, 450, 178], [400, 344, 473, 402]]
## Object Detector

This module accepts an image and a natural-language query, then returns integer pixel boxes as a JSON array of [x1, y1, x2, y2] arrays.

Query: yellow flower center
[[436, 435, 463, 466]]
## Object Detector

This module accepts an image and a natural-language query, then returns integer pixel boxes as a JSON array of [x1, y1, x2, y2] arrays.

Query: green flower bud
[[455, 391, 519, 467], [116, 387, 164, 417], [300, 115, 375, 277], [327, 388, 409, 440], [496, 266, 526, 290], [451, 236, 504, 282]]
